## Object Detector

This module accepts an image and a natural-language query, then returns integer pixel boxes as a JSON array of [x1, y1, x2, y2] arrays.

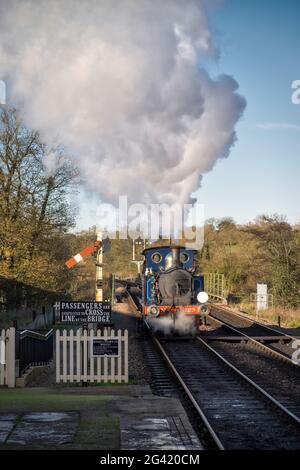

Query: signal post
[[95, 231, 103, 301]]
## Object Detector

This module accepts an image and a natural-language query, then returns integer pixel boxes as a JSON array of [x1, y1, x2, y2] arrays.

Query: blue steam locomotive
[[140, 245, 210, 333]]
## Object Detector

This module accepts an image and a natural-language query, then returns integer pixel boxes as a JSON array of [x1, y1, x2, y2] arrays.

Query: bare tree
[[0, 107, 78, 308]]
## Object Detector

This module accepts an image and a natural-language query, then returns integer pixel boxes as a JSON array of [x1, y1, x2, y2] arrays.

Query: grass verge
[[233, 302, 300, 328], [0, 388, 120, 450]]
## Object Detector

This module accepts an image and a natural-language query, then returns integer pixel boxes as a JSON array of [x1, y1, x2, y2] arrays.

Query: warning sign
[[58, 301, 111, 324]]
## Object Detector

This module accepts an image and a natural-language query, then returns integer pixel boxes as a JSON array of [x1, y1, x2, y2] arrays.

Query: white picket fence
[[56, 328, 128, 383], [0, 328, 15, 388]]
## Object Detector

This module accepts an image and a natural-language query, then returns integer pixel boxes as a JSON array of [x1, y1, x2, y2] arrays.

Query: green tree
[[244, 215, 300, 307]]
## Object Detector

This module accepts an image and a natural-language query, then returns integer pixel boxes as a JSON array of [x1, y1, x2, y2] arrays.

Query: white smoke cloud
[[148, 312, 197, 336], [0, 0, 246, 206]]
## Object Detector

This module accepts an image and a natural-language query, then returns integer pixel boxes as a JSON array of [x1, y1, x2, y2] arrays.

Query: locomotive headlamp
[[149, 305, 160, 317], [197, 291, 209, 304]]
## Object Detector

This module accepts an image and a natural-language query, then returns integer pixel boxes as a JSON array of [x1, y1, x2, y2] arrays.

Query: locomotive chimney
[[171, 247, 181, 268]]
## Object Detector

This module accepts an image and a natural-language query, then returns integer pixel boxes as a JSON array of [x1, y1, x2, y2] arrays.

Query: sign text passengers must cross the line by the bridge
[[58, 301, 111, 324]]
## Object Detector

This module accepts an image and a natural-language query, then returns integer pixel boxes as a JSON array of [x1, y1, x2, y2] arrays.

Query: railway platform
[[1, 294, 299, 451], [0, 385, 202, 450]]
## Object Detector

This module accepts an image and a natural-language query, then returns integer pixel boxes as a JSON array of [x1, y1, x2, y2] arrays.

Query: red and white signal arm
[[65, 240, 101, 269]]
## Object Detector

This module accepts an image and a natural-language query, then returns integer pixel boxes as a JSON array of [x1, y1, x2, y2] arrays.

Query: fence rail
[[56, 328, 128, 384], [204, 273, 227, 302]]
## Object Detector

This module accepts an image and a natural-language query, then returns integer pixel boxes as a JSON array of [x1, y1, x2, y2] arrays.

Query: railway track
[[127, 286, 299, 365], [125, 283, 142, 311], [208, 305, 299, 365], [123, 283, 300, 447], [153, 336, 300, 450]]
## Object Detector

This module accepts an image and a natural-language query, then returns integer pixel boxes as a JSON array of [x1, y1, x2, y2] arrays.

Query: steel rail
[[212, 304, 299, 342], [197, 336, 300, 426], [153, 336, 225, 450], [126, 285, 141, 312], [208, 311, 298, 366]]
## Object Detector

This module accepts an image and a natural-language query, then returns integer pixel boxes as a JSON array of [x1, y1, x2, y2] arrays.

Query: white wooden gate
[[0, 328, 15, 388], [56, 329, 128, 383]]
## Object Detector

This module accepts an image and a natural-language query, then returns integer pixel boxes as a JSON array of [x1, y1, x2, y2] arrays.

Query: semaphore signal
[[65, 233, 104, 301]]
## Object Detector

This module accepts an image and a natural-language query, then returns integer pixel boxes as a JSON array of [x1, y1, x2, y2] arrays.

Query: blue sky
[[77, 0, 300, 229], [192, 0, 300, 224]]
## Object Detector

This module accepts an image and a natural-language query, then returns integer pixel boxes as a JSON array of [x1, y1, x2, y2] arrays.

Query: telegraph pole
[[131, 239, 143, 275], [131, 238, 151, 275]]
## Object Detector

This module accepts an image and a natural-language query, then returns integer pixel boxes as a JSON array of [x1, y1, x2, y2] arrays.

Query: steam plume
[[148, 313, 197, 336], [0, 0, 246, 206]]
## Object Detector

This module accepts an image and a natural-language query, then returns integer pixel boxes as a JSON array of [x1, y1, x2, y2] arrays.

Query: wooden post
[[56, 329, 60, 384], [95, 231, 103, 301], [90, 329, 94, 382], [82, 328, 88, 385], [69, 329, 74, 383], [124, 329, 128, 383], [0, 329, 6, 386], [117, 329, 122, 383], [62, 329, 67, 383], [103, 328, 108, 382], [96, 329, 101, 382], [110, 329, 115, 383], [76, 329, 81, 383], [6, 327, 15, 388]]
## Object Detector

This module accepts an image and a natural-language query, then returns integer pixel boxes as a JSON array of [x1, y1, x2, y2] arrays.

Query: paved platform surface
[[113, 392, 202, 450], [0, 412, 78, 446], [0, 386, 202, 450], [121, 416, 201, 450]]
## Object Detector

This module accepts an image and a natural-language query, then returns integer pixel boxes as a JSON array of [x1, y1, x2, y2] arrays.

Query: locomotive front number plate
[[92, 338, 119, 357]]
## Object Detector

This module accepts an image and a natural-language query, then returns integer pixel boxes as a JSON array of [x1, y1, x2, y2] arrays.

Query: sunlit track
[[121, 282, 300, 447], [212, 304, 299, 341], [153, 337, 224, 450], [208, 305, 299, 365], [154, 337, 300, 449], [196, 336, 300, 425], [124, 283, 298, 367]]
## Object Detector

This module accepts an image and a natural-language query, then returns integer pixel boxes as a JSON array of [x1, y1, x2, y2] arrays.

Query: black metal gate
[[16, 329, 54, 376]]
